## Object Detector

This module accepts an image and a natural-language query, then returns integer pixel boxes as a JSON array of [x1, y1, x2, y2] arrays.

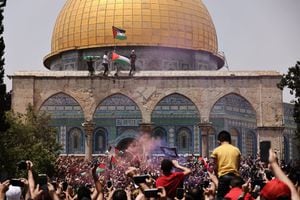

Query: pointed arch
[[94, 93, 142, 141], [94, 93, 142, 119], [210, 93, 257, 152], [151, 93, 200, 122], [39, 92, 84, 154], [210, 93, 256, 121], [39, 92, 83, 118]]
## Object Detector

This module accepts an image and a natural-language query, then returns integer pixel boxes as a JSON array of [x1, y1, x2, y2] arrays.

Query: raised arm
[[0, 180, 10, 200], [172, 160, 191, 176], [26, 160, 35, 195], [269, 149, 300, 200]]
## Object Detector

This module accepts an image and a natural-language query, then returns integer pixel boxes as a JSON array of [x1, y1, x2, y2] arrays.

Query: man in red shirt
[[156, 159, 191, 199]]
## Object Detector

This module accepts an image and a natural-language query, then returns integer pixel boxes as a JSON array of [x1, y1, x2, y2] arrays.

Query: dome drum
[[45, 46, 223, 71]]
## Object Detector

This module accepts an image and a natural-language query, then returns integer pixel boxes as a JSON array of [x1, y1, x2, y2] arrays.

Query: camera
[[17, 160, 27, 170]]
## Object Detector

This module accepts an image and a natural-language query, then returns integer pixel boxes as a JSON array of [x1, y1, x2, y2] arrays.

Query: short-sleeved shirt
[[211, 143, 241, 177], [156, 172, 185, 198], [102, 54, 108, 64]]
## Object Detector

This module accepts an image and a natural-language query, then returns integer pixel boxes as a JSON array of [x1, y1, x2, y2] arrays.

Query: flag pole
[[112, 26, 117, 73], [113, 26, 117, 51]]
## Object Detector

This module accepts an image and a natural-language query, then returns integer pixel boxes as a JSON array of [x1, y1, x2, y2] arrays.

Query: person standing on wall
[[102, 51, 109, 76], [129, 50, 136, 76]]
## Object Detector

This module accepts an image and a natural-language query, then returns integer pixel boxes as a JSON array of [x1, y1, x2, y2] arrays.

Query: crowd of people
[[1, 131, 300, 200]]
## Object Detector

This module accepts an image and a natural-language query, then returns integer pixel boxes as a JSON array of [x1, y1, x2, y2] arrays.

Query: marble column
[[139, 122, 154, 135], [198, 122, 213, 158], [82, 120, 95, 161]]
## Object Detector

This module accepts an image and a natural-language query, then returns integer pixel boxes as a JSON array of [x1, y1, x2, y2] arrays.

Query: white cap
[[6, 185, 21, 200]]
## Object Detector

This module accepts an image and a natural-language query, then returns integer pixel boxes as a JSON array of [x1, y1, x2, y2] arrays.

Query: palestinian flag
[[96, 163, 106, 174], [109, 156, 118, 170], [112, 52, 130, 65], [112, 26, 127, 40]]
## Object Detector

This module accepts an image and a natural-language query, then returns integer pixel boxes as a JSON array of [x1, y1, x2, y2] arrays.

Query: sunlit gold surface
[[49, 0, 218, 57]]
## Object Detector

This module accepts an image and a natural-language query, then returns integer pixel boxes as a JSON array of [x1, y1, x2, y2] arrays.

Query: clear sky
[[3, 0, 300, 102]]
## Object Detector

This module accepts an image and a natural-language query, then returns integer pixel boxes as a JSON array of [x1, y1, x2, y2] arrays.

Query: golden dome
[[45, 0, 218, 64]]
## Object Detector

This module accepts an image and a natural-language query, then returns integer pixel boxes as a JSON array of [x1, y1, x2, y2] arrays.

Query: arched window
[[245, 131, 255, 156], [68, 128, 83, 154], [177, 128, 191, 152], [94, 129, 107, 153]]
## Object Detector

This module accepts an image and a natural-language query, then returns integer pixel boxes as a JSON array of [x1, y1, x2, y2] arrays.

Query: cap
[[260, 178, 291, 200]]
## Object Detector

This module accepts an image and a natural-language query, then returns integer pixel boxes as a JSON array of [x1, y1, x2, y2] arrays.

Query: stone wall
[[12, 71, 283, 127]]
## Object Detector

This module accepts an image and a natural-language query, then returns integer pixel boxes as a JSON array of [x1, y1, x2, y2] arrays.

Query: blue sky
[[3, 0, 300, 102]]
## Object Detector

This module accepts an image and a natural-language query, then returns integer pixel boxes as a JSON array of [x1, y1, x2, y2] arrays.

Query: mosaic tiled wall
[[210, 93, 257, 156], [40, 93, 85, 154]]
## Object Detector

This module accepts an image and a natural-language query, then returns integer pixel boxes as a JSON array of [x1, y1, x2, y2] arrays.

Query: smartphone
[[133, 175, 150, 184], [62, 181, 68, 191], [107, 180, 112, 188], [176, 188, 184, 199], [251, 179, 265, 189], [38, 174, 48, 191], [144, 188, 161, 198], [10, 179, 25, 187], [260, 141, 271, 163]]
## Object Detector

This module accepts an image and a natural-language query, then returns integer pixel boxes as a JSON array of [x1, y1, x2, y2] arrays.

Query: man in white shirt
[[102, 51, 109, 76]]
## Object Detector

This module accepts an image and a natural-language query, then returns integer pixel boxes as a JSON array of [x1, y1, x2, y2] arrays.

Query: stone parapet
[[10, 70, 281, 78]]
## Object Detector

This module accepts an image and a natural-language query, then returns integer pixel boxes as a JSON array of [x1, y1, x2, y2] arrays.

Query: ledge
[[9, 70, 282, 79]]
